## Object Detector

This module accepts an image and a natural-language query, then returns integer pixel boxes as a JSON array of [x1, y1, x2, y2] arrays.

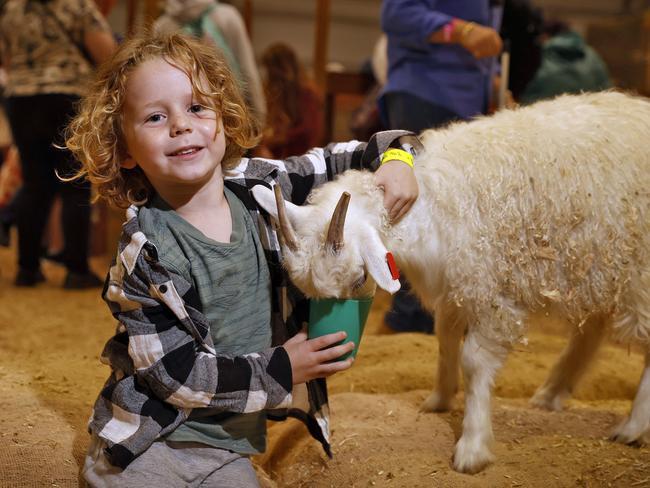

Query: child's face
[[121, 57, 226, 198]]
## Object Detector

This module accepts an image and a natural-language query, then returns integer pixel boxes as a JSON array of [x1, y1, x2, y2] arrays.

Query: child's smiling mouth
[[168, 146, 203, 157]]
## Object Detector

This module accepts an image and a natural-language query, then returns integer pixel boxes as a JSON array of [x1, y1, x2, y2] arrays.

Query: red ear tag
[[386, 252, 400, 280]]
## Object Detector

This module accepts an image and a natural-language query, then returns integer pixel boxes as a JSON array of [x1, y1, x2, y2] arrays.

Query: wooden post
[[498, 51, 510, 110], [242, 0, 253, 39], [94, 0, 117, 16], [644, 9, 650, 96], [126, 0, 137, 35], [143, 0, 161, 28], [313, 0, 330, 89]]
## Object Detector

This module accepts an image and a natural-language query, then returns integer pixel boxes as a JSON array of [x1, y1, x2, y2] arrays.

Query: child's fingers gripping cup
[[308, 297, 373, 361]]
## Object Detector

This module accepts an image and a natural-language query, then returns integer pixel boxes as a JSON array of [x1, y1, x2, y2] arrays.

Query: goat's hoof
[[420, 392, 453, 413], [529, 387, 565, 411], [452, 437, 495, 474], [609, 419, 650, 446]]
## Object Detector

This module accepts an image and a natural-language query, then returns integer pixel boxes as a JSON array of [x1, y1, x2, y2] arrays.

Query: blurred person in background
[[0, 63, 15, 247], [0, 0, 117, 287], [379, 0, 504, 334], [257, 42, 323, 159], [499, 0, 544, 102], [155, 0, 266, 127], [519, 19, 611, 104]]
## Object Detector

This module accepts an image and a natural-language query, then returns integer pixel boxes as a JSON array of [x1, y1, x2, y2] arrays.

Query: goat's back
[[414, 91, 650, 342]]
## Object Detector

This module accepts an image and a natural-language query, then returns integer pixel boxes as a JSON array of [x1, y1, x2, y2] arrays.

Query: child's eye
[[189, 104, 205, 114], [146, 113, 164, 123]]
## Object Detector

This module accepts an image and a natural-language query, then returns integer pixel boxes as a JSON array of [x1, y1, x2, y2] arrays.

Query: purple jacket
[[380, 0, 502, 119]]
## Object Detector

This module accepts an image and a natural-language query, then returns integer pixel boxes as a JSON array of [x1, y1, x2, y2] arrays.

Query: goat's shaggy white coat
[[252, 91, 650, 473]]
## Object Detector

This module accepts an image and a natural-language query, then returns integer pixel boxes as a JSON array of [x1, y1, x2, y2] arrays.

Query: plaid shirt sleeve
[[288, 129, 416, 204], [232, 129, 416, 205]]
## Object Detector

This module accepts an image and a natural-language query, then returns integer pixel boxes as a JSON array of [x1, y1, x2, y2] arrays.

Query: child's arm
[[104, 255, 347, 412], [374, 156, 419, 223], [250, 130, 420, 221]]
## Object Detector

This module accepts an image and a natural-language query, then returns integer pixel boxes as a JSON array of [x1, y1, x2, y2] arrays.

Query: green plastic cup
[[308, 297, 374, 361]]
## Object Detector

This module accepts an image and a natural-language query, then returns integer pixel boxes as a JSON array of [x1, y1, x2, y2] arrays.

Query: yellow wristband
[[380, 148, 414, 168]]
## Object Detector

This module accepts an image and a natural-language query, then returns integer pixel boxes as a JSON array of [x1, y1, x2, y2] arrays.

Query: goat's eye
[[351, 271, 367, 290]]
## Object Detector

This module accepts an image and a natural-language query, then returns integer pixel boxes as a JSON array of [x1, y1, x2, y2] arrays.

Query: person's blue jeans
[[383, 91, 461, 334]]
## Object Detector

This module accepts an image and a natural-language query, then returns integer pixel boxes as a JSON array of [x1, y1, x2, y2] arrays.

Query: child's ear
[[121, 156, 137, 170]]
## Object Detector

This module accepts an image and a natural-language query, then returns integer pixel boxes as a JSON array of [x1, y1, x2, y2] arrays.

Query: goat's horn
[[274, 184, 298, 251], [326, 192, 351, 254]]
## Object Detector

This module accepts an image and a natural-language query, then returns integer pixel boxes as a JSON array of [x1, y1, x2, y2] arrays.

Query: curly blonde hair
[[66, 31, 260, 208]]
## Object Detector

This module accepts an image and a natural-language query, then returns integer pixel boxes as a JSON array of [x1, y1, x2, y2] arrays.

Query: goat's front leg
[[421, 302, 465, 412], [611, 350, 650, 445], [453, 330, 509, 474], [531, 314, 606, 411]]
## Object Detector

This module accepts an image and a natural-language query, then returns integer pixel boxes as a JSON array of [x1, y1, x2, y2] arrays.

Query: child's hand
[[374, 159, 419, 223], [283, 327, 355, 385]]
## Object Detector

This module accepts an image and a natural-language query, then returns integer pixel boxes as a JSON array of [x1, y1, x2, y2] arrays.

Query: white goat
[[252, 91, 650, 474]]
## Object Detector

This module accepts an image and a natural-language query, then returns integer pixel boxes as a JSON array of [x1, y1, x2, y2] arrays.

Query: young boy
[[66, 32, 419, 487]]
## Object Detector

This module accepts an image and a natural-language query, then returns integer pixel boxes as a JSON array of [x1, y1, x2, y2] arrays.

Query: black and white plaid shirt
[[91, 130, 414, 468]]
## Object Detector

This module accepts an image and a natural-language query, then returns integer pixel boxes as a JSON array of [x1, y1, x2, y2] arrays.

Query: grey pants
[[82, 435, 261, 488]]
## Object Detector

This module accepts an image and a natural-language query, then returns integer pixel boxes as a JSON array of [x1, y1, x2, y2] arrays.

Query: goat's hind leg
[[453, 330, 509, 474], [611, 349, 650, 445], [420, 302, 465, 412], [531, 314, 607, 411]]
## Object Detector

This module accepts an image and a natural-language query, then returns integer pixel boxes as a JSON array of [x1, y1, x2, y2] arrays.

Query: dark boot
[[15, 268, 46, 287], [63, 271, 103, 289]]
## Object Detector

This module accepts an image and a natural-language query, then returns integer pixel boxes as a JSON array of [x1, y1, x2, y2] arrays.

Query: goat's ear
[[251, 185, 279, 218], [359, 225, 401, 294], [251, 184, 307, 222]]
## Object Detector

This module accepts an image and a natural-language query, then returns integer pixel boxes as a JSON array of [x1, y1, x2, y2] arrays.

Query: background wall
[[105, 1, 647, 63], [105, 1, 650, 92]]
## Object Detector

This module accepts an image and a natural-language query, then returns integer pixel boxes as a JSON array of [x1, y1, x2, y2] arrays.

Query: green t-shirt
[[138, 187, 272, 454]]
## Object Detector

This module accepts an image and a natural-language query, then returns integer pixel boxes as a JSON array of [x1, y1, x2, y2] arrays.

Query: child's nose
[[170, 115, 192, 136]]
